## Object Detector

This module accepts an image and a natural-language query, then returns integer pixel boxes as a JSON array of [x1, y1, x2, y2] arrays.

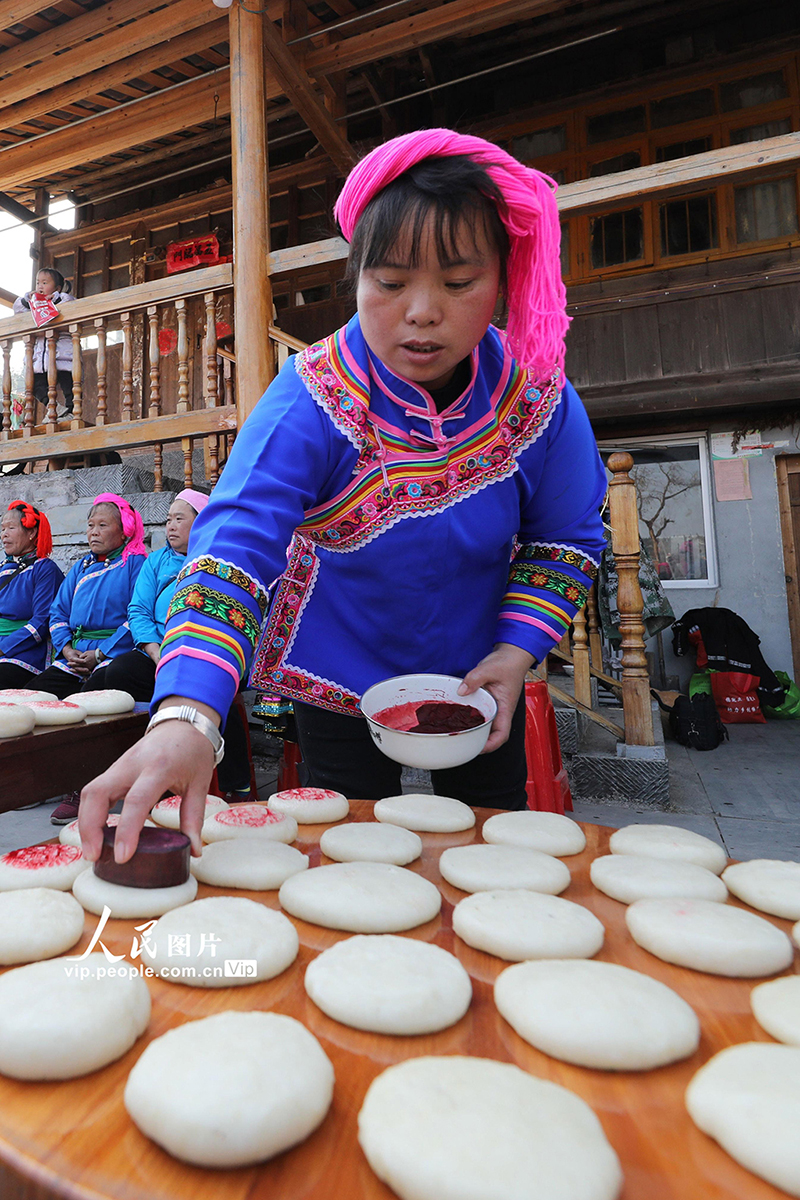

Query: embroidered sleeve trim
[[516, 543, 599, 577], [250, 536, 319, 681], [157, 645, 241, 688], [161, 618, 247, 676], [0, 656, 42, 673], [24, 623, 42, 642], [167, 584, 261, 650], [507, 564, 591, 607], [176, 556, 269, 616], [259, 662, 361, 717]]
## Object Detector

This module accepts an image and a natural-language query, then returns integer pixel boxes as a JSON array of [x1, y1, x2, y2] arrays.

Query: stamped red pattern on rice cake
[[26, 701, 82, 709], [276, 788, 340, 802], [215, 806, 285, 827], [3, 845, 82, 869]]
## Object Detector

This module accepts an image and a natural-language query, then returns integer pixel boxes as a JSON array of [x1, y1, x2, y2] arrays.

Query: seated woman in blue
[[95, 489, 253, 802], [0, 502, 64, 688], [37, 492, 147, 700]]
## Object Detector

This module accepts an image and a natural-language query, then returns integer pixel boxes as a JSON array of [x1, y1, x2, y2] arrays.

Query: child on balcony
[[13, 268, 76, 419]]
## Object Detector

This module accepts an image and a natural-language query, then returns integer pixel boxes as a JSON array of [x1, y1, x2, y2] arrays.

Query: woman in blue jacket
[[0, 502, 64, 687]]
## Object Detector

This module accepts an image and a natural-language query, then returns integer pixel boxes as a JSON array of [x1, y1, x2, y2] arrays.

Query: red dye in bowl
[[373, 700, 485, 734]]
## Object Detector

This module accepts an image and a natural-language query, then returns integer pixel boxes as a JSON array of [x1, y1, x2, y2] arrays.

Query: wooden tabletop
[[0, 803, 796, 1200]]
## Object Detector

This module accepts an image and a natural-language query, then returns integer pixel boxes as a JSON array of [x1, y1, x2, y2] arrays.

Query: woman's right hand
[[78, 719, 215, 864]]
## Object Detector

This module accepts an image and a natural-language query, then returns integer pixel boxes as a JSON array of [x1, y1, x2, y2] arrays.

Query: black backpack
[[663, 692, 728, 751]]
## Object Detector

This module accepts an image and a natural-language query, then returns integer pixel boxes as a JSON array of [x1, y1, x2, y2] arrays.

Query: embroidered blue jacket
[[128, 545, 186, 647], [154, 317, 607, 723], [49, 549, 146, 674], [0, 554, 64, 674]]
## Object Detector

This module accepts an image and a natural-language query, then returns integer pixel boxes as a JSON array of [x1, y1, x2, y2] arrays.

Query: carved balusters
[[121, 311, 134, 421], [45, 328, 58, 425], [182, 437, 193, 487], [23, 334, 34, 434], [607, 452, 655, 746], [176, 298, 189, 413], [1, 342, 11, 436], [587, 584, 603, 673], [94, 317, 107, 425], [70, 324, 83, 425], [204, 293, 218, 408], [572, 604, 592, 710], [153, 443, 163, 492], [147, 305, 161, 417]]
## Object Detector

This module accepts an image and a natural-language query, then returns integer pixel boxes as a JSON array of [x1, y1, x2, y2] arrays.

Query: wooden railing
[[0, 264, 304, 487]]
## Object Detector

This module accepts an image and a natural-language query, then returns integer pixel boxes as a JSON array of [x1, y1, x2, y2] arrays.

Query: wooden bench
[[0, 707, 149, 814]]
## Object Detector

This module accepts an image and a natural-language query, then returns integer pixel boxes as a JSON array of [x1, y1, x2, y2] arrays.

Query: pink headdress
[[334, 128, 569, 386], [176, 488, 209, 514], [93, 492, 147, 561]]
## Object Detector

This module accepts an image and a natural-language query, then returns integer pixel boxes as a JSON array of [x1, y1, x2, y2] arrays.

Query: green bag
[[762, 670, 800, 719], [689, 670, 713, 698]]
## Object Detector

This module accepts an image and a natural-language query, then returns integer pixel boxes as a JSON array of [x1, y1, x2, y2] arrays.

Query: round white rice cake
[[267, 787, 349, 824], [373, 793, 475, 833], [0, 844, 85, 891], [279, 862, 441, 932], [686, 1042, 800, 1196], [358, 1055, 623, 1200], [141, 896, 298, 986], [750, 976, 800, 1045], [319, 822, 421, 865], [151, 793, 229, 831], [72, 866, 197, 918], [0, 688, 57, 701], [625, 897, 794, 976], [59, 813, 156, 848], [23, 698, 87, 725], [191, 837, 309, 890], [495, 959, 700, 1070], [440, 843, 570, 895], [453, 890, 604, 962], [124, 1011, 334, 1168], [0, 952, 150, 1080], [305, 935, 472, 1034], [722, 859, 800, 920], [0, 701, 35, 738], [482, 810, 586, 857], [73, 689, 135, 716], [609, 823, 727, 874], [0, 888, 85, 964], [202, 804, 297, 844], [590, 854, 728, 904]]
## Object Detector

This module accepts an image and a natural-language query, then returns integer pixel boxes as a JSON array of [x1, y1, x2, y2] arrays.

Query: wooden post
[[176, 298, 190, 414], [147, 306, 161, 417], [607, 452, 655, 747], [22, 334, 34, 435], [44, 328, 58, 428], [1, 342, 11, 436], [572, 604, 592, 710], [70, 324, 83, 427], [94, 317, 107, 425], [30, 188, 48, 286], [230, 0, 273, 429], [587, 584, 603, 672], [121, 311, 133, 420]]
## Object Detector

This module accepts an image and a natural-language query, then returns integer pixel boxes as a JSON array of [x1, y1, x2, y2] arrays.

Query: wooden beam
[[546, 680, 624, 739], [557, 132, 800, 215], [0, 0, 65, 26], [229, 0, 273, 426], [0, 70, 232, 191], [0, 288, 15, 309], [261, 15, 355, 176], [0, 18, 229, 130], [0, 407, 237, 465], [0, 190, 55, 233]]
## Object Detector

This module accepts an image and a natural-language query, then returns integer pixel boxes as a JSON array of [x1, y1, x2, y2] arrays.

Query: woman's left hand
[[458, 642, 534, 753]]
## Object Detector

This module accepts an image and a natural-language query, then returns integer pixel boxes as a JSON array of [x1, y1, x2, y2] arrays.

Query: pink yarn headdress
[[334, 128, 569, 385], [93, 492, 147, 561], [176, 487, 209, 514]]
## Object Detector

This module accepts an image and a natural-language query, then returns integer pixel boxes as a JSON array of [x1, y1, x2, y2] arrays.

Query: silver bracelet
[[145, 705, 225, 766]]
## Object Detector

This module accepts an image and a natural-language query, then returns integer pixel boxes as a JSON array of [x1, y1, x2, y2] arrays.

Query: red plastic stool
[[524, 679, 573, 813], [277, 740, 302, 791]]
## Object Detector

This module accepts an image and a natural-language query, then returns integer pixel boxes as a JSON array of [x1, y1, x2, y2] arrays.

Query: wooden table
[[0, 707, 149, 813], [0, 804, 796, 1200]]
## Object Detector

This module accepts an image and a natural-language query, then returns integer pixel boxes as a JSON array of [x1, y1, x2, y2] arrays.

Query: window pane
[[729, 117, 791, 144], [590, 208, 643, 268], [560, 222, 570, 276], [660, 194, 718, 256], [587, 106, 645, 144], [651, 89, 715, 129], [589, 151, 641, 177], [656, 136, 711, 162], [511, 125, 567, 160], [601, 445, 708, 582], [735, 178, 799, 242], [720, 70, 788, 112]]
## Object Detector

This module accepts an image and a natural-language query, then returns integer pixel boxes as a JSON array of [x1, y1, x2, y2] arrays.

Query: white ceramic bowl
[[360, 674, 497, 770]]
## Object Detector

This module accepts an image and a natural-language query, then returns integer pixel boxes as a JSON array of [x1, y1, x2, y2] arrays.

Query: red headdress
[[6, 501, 52, 558]]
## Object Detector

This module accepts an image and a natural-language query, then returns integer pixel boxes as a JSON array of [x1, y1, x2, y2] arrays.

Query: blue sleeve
[[50, 559, 82, 657], [102, 555, 147, 660], [494, 380, 607, 663], [128, 552, 162, 647], [153, 360, 337, 723], [0, 559, 64, 661]]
